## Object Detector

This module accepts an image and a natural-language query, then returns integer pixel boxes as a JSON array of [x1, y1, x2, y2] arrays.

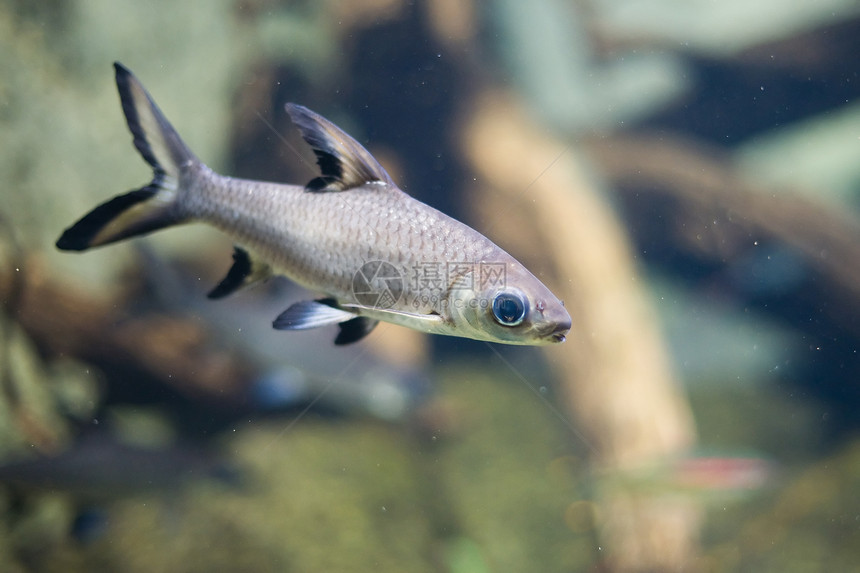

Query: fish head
[[447, 262, 571, 345]]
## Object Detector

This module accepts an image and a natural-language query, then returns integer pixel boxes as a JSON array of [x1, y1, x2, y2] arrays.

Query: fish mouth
[[541, 323, 570, 344]]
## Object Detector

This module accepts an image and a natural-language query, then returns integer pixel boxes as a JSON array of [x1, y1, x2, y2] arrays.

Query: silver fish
[[57, 63, 571, 346]]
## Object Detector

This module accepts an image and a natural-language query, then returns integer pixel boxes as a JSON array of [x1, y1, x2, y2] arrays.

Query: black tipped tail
[[56, 187, 165, 251], [56, 63, 198, 251]]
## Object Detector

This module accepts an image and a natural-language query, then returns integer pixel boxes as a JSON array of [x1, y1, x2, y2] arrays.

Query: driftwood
[[584, 133, 860, 435], [460, 91, 700, 572], [585, 132, 860, 338]]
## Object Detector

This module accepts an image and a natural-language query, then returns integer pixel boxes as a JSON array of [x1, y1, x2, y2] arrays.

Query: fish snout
[[547, 322, 570, 343], [539, 306, 571, 344]]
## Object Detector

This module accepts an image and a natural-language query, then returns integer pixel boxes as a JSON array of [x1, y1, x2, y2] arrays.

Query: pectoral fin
[[208, 246, 271, 299], [272, 298, 357, 331]]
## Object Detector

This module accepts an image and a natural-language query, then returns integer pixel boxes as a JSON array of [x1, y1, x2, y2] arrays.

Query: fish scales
[[187, 167, 499, 311]]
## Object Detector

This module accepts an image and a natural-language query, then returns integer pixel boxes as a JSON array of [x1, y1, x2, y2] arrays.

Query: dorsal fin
[[285, 103, 394, 192]]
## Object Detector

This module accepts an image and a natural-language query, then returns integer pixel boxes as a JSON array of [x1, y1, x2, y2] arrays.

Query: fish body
[[57, 63, 570, 345]]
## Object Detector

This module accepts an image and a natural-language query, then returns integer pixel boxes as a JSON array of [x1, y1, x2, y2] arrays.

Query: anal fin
[[334, 317, 379, 345], [208, 246, 271, 299]]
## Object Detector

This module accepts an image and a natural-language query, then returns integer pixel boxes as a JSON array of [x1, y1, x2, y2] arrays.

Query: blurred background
[[1, 0, 859, 571]]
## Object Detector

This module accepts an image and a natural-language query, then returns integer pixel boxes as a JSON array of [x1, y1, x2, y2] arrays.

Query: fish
[[56, 62, 571, 346]]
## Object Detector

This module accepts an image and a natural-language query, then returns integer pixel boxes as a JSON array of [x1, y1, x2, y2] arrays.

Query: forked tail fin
[[56, 62, 198, 251]]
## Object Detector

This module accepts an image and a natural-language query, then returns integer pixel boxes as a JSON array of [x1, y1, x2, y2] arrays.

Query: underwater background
[[1, 0, 859, 571]]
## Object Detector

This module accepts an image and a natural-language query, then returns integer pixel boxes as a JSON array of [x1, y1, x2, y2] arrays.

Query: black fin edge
[[285, 103, 394, 192], [56, 186, 157, 251], [113, 62, 194, 174], [334, 316, 378, 345], [114, 63, 164, 174], [306, 176, 339, 192], [208, 247, 253, 299]]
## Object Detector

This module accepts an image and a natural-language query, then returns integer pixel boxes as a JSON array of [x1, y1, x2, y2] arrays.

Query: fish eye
[[491, 289, 528, 327]]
